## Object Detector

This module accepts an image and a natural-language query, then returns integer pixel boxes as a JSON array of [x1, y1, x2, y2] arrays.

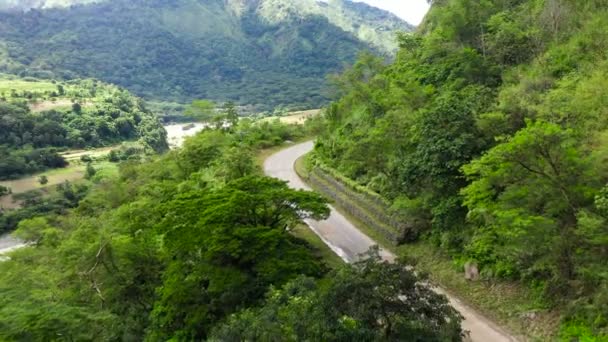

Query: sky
[[354, 0, 430, 25]]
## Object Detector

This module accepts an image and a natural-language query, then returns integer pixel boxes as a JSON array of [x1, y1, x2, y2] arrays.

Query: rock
[[464, 262, 480, 281], [521, 311, 537, 320]]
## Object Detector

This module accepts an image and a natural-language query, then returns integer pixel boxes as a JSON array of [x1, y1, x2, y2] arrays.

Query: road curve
[[264, 141, 518, 342]]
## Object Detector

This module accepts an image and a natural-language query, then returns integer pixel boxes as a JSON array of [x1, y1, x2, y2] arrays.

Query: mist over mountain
[[0, 0, 412, 110]]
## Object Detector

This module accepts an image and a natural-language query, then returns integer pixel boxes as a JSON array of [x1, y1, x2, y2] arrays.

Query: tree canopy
[[312, 0, 608, 339]]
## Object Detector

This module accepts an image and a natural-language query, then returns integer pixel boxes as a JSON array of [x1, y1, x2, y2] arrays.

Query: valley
[[1, 0, 608, 341], [0, 0, 412, 111]]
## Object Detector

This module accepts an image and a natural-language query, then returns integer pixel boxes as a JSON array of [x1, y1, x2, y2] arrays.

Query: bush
[[38, 175, 49, 185], [0, 186, 11, 197], [80, 155, 93, 163]]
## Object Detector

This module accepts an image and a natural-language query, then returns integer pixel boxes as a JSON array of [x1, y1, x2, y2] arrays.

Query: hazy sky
[[355, 0, 430, 25]]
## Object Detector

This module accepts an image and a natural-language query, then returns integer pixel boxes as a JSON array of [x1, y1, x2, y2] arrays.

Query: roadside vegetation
[[0, 119, 463, 341], [310, 0, 608, 339], [296, 156, 558, 339]]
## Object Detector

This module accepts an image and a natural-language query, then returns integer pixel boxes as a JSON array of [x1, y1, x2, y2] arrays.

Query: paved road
[[264, 141, 518, 342]]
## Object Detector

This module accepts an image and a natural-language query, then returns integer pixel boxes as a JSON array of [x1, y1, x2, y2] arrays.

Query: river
[[164, 122, 207, 149]]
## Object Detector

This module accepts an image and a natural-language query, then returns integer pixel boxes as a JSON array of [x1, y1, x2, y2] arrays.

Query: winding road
[[264, 141, 518, 342]]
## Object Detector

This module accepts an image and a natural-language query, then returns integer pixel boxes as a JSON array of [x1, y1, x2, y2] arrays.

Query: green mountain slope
[[0, 74, 168, 180], [0, 0, 412, 110], [313, 0, 608, 339]]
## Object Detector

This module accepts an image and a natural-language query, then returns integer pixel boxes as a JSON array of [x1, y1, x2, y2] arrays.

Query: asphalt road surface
[[264, 140, 518, 342]]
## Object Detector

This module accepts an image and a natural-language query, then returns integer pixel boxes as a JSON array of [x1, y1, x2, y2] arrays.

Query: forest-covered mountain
[[313, 0, 608, 339], [0, 0, 412, 110]]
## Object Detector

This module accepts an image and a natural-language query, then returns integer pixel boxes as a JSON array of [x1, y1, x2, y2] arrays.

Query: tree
[[185, 100, 216, 122], [222, 101, 239, 129], [211, 248, 463, 341], [149, 176, 330, 340], [212, 146, 256, 181], [462, 121, 597, 291], [0, 186, 11, 197], [38, 175, 48, 185], [72, 102, 82, 114], [85, 163, 96, 180]]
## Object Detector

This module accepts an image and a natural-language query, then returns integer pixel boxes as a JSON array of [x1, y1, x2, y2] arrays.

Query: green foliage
[[0, 185, 11, 197], [212, 250, 463, 341], [0, 77, 167, 179], [150, 176, 329, 339], [0, 0, 412, 111], [185, 99, 216, 122], [0, 181, 89, 234], [85, 163, 96, 180], [37, 175, 48, 185], [462, 121, 599, 288], [314, 0, 608, 338], [0, 121, 350, 341]]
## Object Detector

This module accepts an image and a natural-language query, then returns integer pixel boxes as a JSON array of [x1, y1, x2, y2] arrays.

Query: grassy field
[[0, 161, 118, 210], [261, 109, 321, 125], [0, 79, 57, 94], [0, 165, 86, 194], [60, 146, 115, 161], [29, 99, 94, 113]]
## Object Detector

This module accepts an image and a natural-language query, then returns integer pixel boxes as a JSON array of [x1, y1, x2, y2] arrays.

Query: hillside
[[313, 0, 608, 339], [0, 74, 167, 180], [0, 0, 412, 111]]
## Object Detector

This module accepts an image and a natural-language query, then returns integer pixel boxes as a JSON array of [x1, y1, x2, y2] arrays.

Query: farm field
[[0, 161, 117, 210], [261, 109, 321, 124], [0, 78, 57, 93]]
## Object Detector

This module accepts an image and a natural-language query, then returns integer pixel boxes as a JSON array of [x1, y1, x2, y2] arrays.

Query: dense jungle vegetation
[[0, 119, 464, 341], [0, 0, 412, 111], [0, 76, 167, 180], [312, 0, 608, 339]]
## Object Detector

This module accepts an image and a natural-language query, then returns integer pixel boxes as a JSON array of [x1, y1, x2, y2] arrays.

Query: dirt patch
[[262, 109, 321, 124], [29, 99, 91, 112], [60, 146, 115, 161], [0, 195, 21, 210], [0, 167, 85, 210], [0, 166, 85, 195]]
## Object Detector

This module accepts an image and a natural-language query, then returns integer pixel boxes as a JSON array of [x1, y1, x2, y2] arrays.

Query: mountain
[[313, 0, 608, 339], [0, 0, 102, 11], [0, 0, 413, 111]]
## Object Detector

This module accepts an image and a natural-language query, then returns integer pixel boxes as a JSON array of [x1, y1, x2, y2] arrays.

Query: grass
[[294, 155, 310, 178], [260, 109, 321, 125], [1, 160, 119, 194], [397, 242, 560, 340], [295, 152, 560, 341], [291, 224, 344, 270], [60, 146, 116, 161], [0, 80, 57, 94]]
